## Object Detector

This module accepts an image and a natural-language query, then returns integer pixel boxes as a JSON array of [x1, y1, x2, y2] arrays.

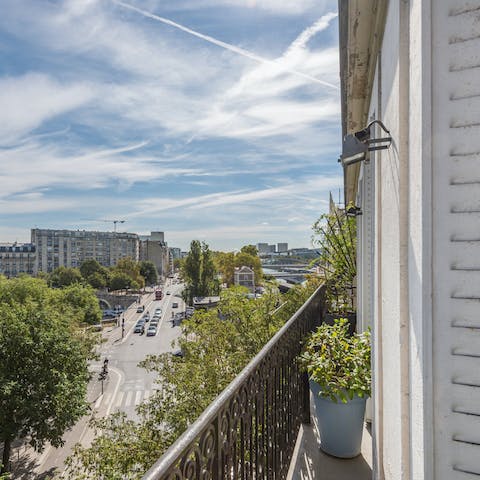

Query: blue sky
[[0, 0, 342, 251]]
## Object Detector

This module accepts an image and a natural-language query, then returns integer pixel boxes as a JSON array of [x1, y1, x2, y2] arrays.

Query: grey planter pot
[[310, 380, 367, 458]]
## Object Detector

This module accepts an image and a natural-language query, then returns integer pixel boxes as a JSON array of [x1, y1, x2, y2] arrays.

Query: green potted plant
[[312, 203, 357, 333], [299, 318, 371, 458]]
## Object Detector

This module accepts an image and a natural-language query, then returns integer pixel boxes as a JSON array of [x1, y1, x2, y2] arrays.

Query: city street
[[15, 279, 186, 479]]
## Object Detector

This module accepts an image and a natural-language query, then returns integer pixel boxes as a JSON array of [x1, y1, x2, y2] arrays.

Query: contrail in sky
[[112, 0, 339, 91]]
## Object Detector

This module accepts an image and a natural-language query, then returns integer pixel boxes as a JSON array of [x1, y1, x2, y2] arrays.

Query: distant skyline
[[0, 0, 342, 251]]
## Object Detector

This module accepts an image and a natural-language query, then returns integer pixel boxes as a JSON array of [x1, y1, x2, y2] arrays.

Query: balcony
[[141, 284, 372, 480]]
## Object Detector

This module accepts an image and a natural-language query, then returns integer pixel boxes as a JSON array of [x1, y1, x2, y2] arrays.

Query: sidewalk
[[5, 292, 154, 479]]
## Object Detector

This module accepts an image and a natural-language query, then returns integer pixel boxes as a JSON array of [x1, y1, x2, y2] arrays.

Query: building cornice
[[338, 0, 388, 203]]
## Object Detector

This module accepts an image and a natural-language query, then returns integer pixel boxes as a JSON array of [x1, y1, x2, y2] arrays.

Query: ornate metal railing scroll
[[142, 284, 326, 480]]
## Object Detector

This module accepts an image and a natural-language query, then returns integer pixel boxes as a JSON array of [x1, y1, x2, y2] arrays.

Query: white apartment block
[[0, 243, 36, 277], [31, 228, 139, 273]]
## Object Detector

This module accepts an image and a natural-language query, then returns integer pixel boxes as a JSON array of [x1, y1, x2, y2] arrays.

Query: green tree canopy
[[87, 271, 108, 289], [139, 261, 158, 286], [109, 272, 133, 291], [111, 257, 144, 290], [0, 276, 97, 475], [66, 277, 322, 479], [48, 266, 83, 288], [56, 283, 103, 325], [240, 244, 258, 256], [182, 241, 219, 304], [80, 259, 110, 289], [80, 259, 103, 279]]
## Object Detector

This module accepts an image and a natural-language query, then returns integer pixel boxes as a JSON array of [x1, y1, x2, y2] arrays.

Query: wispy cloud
[[0, 0, 342, 250], [113, 1, 338, 90], [0, 73, 95, 145]]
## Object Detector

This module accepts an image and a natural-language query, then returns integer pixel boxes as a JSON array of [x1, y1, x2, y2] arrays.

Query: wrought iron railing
[[142, 284, 326, 480]]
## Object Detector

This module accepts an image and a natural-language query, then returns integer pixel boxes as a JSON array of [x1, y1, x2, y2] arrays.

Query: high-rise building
[[256, 243, 269, 254], [139, 231, 170, 281], [31, 228, 139, 273], [277, 243, 288, 253], [0, 243, 36, 277]]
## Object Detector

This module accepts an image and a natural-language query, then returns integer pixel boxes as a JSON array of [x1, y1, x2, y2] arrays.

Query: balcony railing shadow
[[287, 395, 372, 480], [142, 284, 369, 480]]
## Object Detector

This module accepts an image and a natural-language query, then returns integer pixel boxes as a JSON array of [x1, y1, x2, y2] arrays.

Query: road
[[22, 279, 186, 479]]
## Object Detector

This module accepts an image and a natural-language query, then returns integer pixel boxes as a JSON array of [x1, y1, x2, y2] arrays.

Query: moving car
[[134, 322, 145, 334], [150, 319, 159, 327], [166, 291, 171, 295], [154, 308, 162, 315], [136, 305, 145, 313], [146, 325, 157, 336], [172, 302, 178, 308]]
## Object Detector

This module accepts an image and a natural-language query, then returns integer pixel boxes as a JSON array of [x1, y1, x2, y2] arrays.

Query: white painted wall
[[356, 0, 480, 479]]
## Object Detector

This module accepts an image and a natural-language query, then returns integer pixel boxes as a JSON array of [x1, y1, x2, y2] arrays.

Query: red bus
[[155, 289, 163, 300]]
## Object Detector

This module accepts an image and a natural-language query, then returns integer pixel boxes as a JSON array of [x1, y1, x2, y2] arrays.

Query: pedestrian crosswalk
[[94, 389, 153, 411]]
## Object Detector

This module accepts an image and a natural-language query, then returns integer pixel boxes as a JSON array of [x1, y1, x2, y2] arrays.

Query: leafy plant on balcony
[[312, 204, 356, 314], [298, 319, 370, 403]]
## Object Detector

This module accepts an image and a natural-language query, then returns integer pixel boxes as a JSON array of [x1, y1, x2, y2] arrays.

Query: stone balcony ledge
[[287, 393, 372, 480]]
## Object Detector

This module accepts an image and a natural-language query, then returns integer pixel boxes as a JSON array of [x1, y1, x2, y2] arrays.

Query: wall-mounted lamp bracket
[[339, 120, 392, 168]]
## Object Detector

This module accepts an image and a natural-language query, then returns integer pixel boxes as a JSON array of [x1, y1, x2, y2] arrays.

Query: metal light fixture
[[346, 205, 363, 217], [339, 120, 392, 167]]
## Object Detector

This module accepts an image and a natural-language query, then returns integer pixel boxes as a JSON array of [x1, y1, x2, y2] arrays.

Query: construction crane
[[103, 219, 126, 232], [82, 219, 126, 232]]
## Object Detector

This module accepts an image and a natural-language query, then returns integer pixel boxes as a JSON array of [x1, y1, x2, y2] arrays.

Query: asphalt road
[[27, 279, 186, 479]]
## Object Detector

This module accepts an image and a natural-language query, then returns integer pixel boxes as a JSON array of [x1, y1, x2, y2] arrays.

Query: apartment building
[[31, 228, 139, 273], [0, 243, 36, 277], [139, 231, 170, 280]]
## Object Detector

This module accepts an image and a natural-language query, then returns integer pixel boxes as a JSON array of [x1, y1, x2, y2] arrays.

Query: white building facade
[[340, 1, 480, 479], [32, 228, 139, 273]]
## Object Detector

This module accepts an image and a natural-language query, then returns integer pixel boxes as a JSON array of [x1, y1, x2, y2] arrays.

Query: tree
[[80, 259, 103, 279], [80, 259, 110, 289], [66, 279, 323, 478], [240, 244, 258, 256], [214, 251, 236, 286], [0, 276, 97, 475], [112, 257, 144, 289], [139, 261, 158, 286], [200, 243, 218, 296], [87, 272, 107, 289], [57, 283, 103, 325], [48, 266, 83, 288], [109, 272, 133, 291]]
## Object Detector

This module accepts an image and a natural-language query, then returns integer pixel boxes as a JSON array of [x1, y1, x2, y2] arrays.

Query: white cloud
[[0, 73, 95, 144], [165, 0, 334, 16], [0, 140, 199, 199]]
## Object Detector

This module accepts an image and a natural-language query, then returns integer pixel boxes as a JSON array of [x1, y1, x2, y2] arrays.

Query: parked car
[[136, 305, 145, 313], [102, 310, 117, 319], [146, 325, 157, 336]]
